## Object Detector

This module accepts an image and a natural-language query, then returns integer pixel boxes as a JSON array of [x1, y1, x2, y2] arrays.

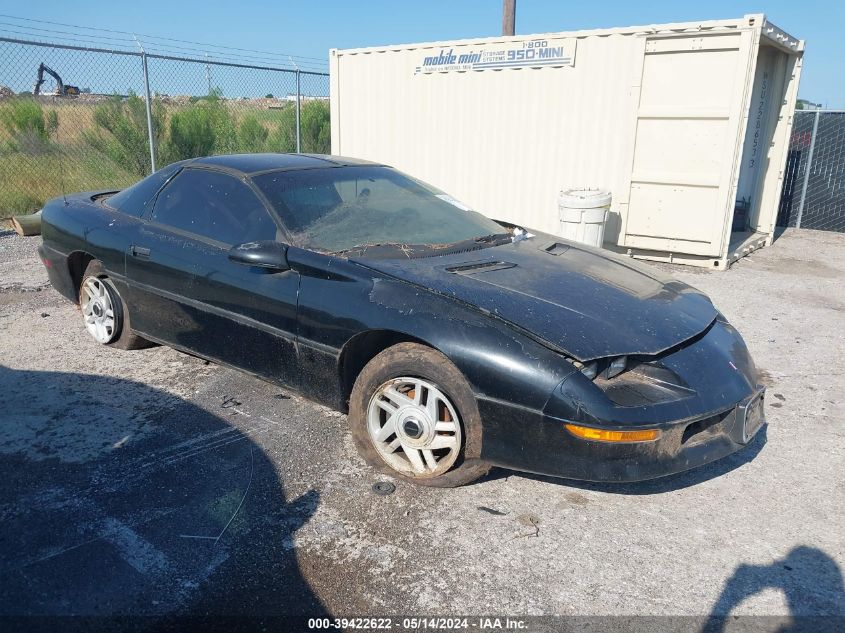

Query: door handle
[[130, 245, 151, 258]]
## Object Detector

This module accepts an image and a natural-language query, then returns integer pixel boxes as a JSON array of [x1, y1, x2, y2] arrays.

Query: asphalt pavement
[[0, 227, 843, 626]]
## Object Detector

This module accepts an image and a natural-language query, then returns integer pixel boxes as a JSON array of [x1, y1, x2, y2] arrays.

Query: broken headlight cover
[[604, 356, 627, 379], [579, 362, 598, 380], [573, 356, 627, 381]]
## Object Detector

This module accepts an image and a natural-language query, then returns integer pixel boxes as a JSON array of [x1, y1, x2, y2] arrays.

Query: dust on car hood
[[353, 238, 718, 362]]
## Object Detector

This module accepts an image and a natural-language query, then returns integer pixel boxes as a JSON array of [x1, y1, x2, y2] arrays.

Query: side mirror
[[228, 240, 290, 271]]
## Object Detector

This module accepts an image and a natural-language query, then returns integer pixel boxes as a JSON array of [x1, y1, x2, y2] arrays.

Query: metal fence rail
[[777, 110, 845, 232], [0, 36, 329, 214]]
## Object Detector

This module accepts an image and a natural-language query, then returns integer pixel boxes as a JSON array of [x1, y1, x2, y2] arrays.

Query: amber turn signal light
[[565, 424, 661, 443]]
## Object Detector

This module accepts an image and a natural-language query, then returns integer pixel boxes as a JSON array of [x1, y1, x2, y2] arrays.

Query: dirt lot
[[0, 227, 843, 625]]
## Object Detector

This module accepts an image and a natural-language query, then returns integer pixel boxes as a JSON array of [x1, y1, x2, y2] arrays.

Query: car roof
[[188, 153, 383, 175]]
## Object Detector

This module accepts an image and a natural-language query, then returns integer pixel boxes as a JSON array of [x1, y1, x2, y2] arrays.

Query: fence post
[[140, 51, 157, 173], [796, 109, 820, 229], [295, 69, 301, 153]]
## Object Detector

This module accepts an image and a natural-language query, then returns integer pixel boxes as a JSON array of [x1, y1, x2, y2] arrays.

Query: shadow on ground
[[0, 365, 327, 622], [703, 546, 845, 632], [771, 226, 789, 245]]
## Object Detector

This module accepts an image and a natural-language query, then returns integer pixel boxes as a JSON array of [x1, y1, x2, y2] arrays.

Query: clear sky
[[3, 0, 843, 107]]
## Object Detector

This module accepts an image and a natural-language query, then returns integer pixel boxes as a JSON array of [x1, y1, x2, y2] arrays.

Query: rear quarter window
[[107, 164, 180, 217]]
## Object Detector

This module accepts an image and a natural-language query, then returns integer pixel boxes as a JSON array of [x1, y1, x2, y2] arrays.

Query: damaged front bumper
[[479, 391, 765, 482], [477, 319, 766, 483]]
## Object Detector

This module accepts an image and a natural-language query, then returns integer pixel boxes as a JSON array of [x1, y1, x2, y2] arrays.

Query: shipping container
[[330, 14, 804, 268]]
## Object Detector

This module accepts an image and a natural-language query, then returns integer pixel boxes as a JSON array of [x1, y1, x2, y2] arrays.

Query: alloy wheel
[[80, 277, 118, 344], [367, 377, 462, 477]]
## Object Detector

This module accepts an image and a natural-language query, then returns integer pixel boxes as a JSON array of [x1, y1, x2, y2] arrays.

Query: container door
[[734, 46, 779, 229], [618, 32, 755, 257]]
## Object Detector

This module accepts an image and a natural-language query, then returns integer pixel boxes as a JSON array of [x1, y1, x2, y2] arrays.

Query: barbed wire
[[0, 13, 328, 62], [0, 13, 329, 72]]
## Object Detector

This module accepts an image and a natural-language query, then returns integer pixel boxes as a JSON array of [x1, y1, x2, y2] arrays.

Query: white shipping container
[[330, 14, 804, 268]]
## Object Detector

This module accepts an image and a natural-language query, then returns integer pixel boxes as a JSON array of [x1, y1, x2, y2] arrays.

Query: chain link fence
[[777, 110, 845, 232], [0, 37, 329, 215]]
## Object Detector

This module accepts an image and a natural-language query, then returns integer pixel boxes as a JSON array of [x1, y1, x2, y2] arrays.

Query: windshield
[[251, 166, 508, 256]]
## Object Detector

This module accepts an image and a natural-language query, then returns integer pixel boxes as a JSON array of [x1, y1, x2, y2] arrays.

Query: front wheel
[[348, 343, 489, 487]]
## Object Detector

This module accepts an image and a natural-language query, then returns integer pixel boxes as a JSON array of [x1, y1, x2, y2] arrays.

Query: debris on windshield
[[511, 227, 534, 243]]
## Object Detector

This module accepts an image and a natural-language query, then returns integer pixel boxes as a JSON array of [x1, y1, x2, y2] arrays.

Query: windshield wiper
[[474, 233, 513, 245], [333, 242, 407, 256], [429, 233, 512, 256], [335, 233, 514, 259]]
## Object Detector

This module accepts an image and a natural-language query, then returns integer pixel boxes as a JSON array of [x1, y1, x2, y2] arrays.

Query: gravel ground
[[0, 227, 843, 625]]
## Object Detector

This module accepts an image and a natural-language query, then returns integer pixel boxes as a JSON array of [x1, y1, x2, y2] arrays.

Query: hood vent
[[446, 261, 517, 276], [543, 242, 571, 256]]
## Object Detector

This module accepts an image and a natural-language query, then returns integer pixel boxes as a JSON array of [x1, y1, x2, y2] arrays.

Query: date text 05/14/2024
[[307, 617, 529, 630]]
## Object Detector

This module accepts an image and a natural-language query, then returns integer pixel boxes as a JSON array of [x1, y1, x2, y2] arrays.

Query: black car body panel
[[353, 235, 718, 362], [291, 247, 579, 409], [38, 154, 765, 483]]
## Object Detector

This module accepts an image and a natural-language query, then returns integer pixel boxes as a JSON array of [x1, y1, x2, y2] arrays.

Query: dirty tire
[[79, 260, 153, 350], [349, 342, 490, 487]]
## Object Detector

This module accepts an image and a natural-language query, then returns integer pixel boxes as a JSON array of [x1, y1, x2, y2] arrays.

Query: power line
[[0, 27, 328, 72], [0, 26, 137, 51], [0, 12, 327, 62], [0, 32, 329, 74], [0, 21, 137, 46], [132, 41, 327, 70], [0, 13, 328, 65]]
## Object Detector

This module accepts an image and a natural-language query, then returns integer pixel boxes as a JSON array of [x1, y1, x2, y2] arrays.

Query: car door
[[125, 166, 300, 385]]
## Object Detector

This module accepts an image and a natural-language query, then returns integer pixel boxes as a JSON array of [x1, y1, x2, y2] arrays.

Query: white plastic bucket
[[558, 189, 612, 248]]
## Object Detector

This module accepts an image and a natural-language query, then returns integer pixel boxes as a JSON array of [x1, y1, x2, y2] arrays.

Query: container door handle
[[130, 245, 151, 258]]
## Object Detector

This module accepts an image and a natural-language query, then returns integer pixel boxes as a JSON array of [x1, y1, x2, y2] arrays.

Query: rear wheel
[[348, 343, 489, 487], [79, 261, 151, 350], [80, 276, 118, 344]]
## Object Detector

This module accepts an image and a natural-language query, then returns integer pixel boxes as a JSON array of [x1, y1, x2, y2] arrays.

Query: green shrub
[[1, 98, 47, 139], [162, 92, 237, 162], [264, 101, 330, 154], [45, 109, 59, 135], [84, 92, 164, 176], [238, 115, 269, 152], [0, 97, 54, 154], [299, 100, 331, 154], [267, 106, 297, 153], [165, 107, 216, 160]]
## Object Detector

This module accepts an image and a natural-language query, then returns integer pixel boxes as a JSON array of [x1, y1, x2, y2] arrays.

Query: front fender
[[292, 249, 576, 411]]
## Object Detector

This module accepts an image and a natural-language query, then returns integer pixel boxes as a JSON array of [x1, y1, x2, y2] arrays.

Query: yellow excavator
[[33, 63, 80, 97]]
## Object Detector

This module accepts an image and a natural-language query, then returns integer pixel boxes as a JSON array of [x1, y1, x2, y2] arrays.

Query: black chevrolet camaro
[[38, 153, 765, 487]]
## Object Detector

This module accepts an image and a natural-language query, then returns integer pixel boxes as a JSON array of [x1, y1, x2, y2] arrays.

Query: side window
[[107, 163, 180, 218], [150, 169, 278, 245]]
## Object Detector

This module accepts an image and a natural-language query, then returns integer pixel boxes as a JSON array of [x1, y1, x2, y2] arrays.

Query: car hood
[[352, 237, 717, 362]]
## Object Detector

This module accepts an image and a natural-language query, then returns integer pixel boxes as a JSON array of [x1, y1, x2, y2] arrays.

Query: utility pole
[[502, 0, 516, 36]]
